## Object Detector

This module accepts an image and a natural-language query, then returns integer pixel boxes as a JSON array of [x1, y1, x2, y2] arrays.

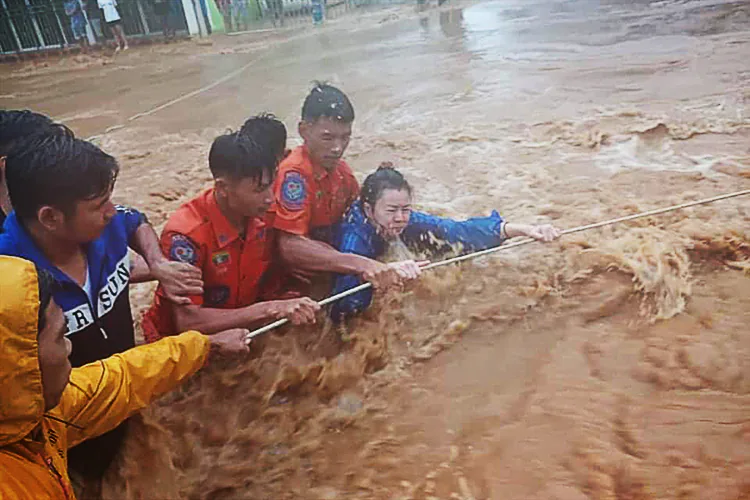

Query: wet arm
[[171, 301, 285, 335], [278, 231, 376, 274], [128, 252, 153, 283], [130, 223, 169, 270], [409, 210, 506, 251], [503, 223, 533, 239]]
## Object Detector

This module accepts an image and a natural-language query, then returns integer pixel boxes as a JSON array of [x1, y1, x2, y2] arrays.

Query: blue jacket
[[331, 200, 505, 320], [0, 207, 145, 368]]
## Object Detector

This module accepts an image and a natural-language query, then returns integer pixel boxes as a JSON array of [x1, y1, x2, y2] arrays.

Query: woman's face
[[365, 188, 412, 240]]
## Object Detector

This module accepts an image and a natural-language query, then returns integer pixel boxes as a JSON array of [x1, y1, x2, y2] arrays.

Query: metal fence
[[0, 0, 188, 53], [258, 0, 408, 27], [204, 0, 410, 33], [0, 0, 411, 52]]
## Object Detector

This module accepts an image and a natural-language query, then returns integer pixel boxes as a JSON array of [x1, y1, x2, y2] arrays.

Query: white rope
[[244, 188, 750, 344], [86, 58, 261, 142]]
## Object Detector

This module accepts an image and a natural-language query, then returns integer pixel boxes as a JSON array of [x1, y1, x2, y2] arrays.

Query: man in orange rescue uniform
[[273, 83, 418, 292], [141, 128, 320, 342], [0, 255, 248, 499]]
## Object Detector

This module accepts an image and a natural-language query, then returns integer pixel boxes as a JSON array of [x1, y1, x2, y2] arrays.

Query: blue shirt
[[0, 207, 145, 367], [331, 200, 506, 320]]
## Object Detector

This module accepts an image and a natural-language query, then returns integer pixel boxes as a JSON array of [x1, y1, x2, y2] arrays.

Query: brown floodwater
[[2, 0, 750, 498]]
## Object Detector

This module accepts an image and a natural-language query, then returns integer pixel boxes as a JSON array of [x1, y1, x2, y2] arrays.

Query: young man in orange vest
[[272, 83, 421, 295], [142, 128, 320, 341]]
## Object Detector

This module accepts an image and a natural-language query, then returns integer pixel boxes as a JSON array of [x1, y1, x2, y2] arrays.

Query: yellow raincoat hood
[[0, 256, 45, 447], [0, 255, 212, 499]]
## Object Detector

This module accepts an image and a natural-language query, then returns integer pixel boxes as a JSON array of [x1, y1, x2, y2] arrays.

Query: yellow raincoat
[[0, 256, 211, 499]]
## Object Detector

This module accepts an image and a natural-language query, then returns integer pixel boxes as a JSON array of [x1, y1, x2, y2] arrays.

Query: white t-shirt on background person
[[98, 0, 121, 23]]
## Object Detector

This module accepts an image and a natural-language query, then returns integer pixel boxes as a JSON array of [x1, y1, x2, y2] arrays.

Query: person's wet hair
[[239, 113, 287, 162], [361, 164, 413, 207], [301, 82, 355, 123], [209, 131, 276, 183], [5, 135, 119, 221], [0, 109, 73, 157], [36, 267, 57, 332]]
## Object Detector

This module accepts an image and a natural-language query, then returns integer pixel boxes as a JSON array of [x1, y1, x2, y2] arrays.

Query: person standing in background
[[152, 0, 176, 39], [63, 0, 90, 51], [231, 0, 248, 32], [268, 0, 283, 27], [216, 0, 233, 33], [98, 0, 128, 51]]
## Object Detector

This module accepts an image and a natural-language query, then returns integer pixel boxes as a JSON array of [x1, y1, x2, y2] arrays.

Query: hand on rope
[[388, 259, 431, 282]]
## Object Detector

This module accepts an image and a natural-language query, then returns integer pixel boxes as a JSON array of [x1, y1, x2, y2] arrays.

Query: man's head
[[298, 83, 355, 171], [209, 131, 277, 219], [36, 268, 72, 411], [239, 113, 288, 164], [0, 110, 73, 214], [0, 110, 73, 160], [5, 135, 119, 244]]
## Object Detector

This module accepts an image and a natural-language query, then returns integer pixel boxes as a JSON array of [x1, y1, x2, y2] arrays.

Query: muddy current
[[3, 0, 750, 498]]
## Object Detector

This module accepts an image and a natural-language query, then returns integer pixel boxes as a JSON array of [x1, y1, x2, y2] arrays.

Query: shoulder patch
[[169, 234, 198, 265], [280, 171, 307, 211]]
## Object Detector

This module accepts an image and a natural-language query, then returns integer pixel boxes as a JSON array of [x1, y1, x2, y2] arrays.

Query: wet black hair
[[209, 130, 277, 183], [360, 164, 412, 207], [239, 113, 287, 161], [0, 109, 73, 157], [301, 82, 355, 123], [5, 134, 119, 221], [37, 267, 57, 332]]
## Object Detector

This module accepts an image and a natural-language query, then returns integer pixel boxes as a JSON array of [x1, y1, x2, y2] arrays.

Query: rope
[[244, 188, 750, 344], [86, 58, 261, 142]]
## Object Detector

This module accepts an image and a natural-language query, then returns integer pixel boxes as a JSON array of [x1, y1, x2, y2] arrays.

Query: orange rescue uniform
[[272, 145, 359, 243], [142, 188, 275, 342]]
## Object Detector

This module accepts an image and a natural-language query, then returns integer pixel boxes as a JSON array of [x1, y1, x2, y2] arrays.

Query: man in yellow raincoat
[[0, 255, 248, 499]]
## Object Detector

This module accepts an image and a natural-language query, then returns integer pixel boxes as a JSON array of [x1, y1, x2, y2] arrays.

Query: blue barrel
[[311, 0, 324, 24]]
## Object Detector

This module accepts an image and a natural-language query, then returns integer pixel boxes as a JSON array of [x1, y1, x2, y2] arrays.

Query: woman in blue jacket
[[331, 165, 560, 320]]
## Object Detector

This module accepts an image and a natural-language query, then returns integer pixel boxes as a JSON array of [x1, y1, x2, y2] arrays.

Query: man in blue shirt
[[0, 109, 172, 284], [0, 134, 203, 489]]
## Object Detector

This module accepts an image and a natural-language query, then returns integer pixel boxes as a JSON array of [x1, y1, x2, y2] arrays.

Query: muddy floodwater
[[3, 0, 750, 497]]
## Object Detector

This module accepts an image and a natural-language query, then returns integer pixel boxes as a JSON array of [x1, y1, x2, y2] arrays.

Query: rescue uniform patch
[[280, 171, 306, 210], [169, 234, 198, 264]]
